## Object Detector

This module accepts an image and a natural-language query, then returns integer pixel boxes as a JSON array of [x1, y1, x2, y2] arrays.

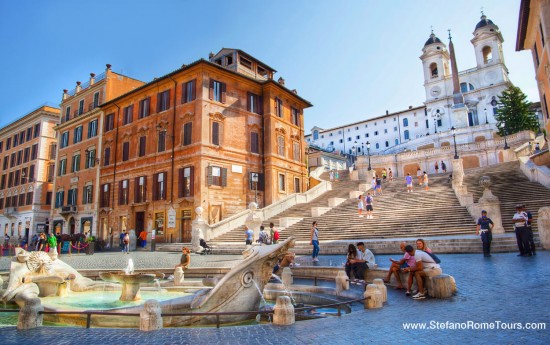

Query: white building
[[306, 14, 513, 157]]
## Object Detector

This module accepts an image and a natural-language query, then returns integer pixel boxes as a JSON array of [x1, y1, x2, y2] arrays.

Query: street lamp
[[484, 108, 488, 124], [366, 141, 371, 171], [451, 126, 459, 159], [251, 173, 259, 203], [361, 142, 364, 156], [499, 122, 510, 150]]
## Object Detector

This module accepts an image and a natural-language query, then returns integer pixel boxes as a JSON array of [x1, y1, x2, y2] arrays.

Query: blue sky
[[0, 0, 536, 133]]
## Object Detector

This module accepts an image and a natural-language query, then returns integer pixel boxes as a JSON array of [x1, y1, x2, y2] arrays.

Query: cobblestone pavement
[[1, 250, 549, 344]]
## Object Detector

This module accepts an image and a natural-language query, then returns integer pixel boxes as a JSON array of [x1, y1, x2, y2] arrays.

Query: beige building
[[0, 105, 60, 243]]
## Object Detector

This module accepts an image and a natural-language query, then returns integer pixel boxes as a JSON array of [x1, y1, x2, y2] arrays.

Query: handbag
[[428, 252, 441, 264]]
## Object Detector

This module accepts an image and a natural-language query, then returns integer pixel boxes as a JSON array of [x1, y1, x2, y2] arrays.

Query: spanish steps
[[158, 161, 548, 254]]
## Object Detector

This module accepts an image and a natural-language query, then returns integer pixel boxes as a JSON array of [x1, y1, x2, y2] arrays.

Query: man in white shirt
[[349, 242, 376, 281], [402, 245, 442, 300]]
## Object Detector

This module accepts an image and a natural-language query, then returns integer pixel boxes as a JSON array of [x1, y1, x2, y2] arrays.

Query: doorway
[[69, 218, 76, 234], [180, 209, 192, 243], [135, 212, 145, 239]]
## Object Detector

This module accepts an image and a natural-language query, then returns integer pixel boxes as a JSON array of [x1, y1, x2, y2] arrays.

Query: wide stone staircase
[[462, 161, 549, 233], [213, 170, 361, 242], [159, 163, 548, 255]]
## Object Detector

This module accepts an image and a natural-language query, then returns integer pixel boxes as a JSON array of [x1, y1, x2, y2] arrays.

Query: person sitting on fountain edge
[[176, 247, 191, 269], [384, 242, 414, 290], [403, 245, 441, 300], [272, 252, 297, 274], [348, 242, 375, 282]]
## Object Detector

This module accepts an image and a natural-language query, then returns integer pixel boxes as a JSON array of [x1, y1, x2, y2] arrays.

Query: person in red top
[[138, 231, 147, 248]]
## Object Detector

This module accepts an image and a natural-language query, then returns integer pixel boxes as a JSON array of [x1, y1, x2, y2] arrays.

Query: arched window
[[395, 139, 399, 145], [404, 130, 410, 140], [375, 143, 380, 149], [403, 118, 409, 127], [430, 63, 438, 78], [482, 46, 492, 63], [313, 130, 319, 140]]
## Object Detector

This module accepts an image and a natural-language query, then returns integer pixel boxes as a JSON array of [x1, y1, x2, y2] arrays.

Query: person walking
[[416, 167, 423, 185], [405, 173, 413, 193], [423, 171, 429, 191], [382, 169, 387, 181], [47, 233, 57, 254], [329, 170, 334, 182], [388, 168, 393, 182], [476, 210, 494, 257], [371, 176, 377, 194], [310, 221, 320, 262], [441, 161, 447, 173], [357, 195, 364, 218], [375, 175, 383, 195], [335, 170, 339, 181], [434, 161, 439, 174], [245, 226, 254, 246], [365, 192, 374, 219], [122, 231, 130, 254]]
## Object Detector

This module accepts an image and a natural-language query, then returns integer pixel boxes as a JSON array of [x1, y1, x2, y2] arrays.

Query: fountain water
[[252, 280, 271, 323], [124, 259, 135, 275], [270, 274, 297, 306]]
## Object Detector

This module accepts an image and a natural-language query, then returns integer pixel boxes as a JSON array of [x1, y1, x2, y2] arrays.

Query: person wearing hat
[[476, 210, 494, 257]]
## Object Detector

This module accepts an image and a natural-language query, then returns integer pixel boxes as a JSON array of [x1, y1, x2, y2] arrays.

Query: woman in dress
[[345, 244, 358, 279], [310, 221, 320, 262]]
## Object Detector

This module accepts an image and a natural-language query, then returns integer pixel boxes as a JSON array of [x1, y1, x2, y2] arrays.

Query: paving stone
[[1, 251, 549, 344]]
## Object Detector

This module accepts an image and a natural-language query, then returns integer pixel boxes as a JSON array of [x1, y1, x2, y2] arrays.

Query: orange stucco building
[[517, 0, 550, 142], [51, 65, 144, 237], [97, 49, 311, 243]]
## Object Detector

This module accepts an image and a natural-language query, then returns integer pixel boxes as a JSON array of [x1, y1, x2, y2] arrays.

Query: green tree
[[495, 85, 539, 136]]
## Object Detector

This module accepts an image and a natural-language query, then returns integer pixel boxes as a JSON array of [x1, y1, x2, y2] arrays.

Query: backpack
[[259, 232, 267, 244], [273, 230, 280, 241], [366, 196, 373, 204]]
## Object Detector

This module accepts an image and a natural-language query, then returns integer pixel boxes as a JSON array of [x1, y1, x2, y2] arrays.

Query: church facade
[[306, 14, 513, 157]]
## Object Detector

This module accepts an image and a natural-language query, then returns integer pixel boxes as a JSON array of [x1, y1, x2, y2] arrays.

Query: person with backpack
[[270, 223, 279, 244], [258, 226, 269, 245], [365, 192, 374, 219]]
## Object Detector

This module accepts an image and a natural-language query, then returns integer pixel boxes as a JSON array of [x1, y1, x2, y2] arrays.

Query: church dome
[[424, 33, 442, 47], [475, 14, 498, 31]]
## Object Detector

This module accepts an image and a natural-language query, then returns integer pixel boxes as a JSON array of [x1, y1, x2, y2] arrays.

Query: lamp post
[[484, 108, 488, 124], [451, 126, 459, 159], [500, 121, 510, 150], [361, 142, 364, 156], [366, 141, 371, 170], [251, 173, 259, 203]]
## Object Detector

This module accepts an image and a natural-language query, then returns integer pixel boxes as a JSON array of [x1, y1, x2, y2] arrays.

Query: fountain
[[2, 237, 300, 327], [98, 259, 161, 301]]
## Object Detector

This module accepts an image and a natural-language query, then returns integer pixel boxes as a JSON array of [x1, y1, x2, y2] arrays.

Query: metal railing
[[0, 295, 368, 329]]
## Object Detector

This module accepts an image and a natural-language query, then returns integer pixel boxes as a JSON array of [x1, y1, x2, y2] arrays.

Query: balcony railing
[[67, 72, 106, 96], [59, 205, 77, 215], [3, 207, 17, 216]]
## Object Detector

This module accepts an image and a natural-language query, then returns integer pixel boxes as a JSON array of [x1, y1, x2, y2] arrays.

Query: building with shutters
[[97, 48, 311, 244], [50, 65, 144, 237], [0, 105, 60, 243]]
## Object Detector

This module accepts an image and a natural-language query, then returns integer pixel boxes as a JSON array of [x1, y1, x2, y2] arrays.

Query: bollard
[[273, 296, 295, 325], [174, 267, 184, 286], [282, 267, 293, 286], [335, 271, 349, 294], [17, 297, 43, 330], [364, 284, 383, 309], [428, 274, 456, 299], [373, 278, 387, 303], [140, 300, 163, 331]]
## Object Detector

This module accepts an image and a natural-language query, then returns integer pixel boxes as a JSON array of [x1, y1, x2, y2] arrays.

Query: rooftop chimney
[[90, 73, 96, 85], [75, 81, 82, 93], [208, 52, 214, 60], [386, 110, 389, 115], [62, 89, 69, 100], [106, 64, 112, 71], [409, 105, 412, 109], [292, 89, 298, 94], [278, 77, 285, 86]]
